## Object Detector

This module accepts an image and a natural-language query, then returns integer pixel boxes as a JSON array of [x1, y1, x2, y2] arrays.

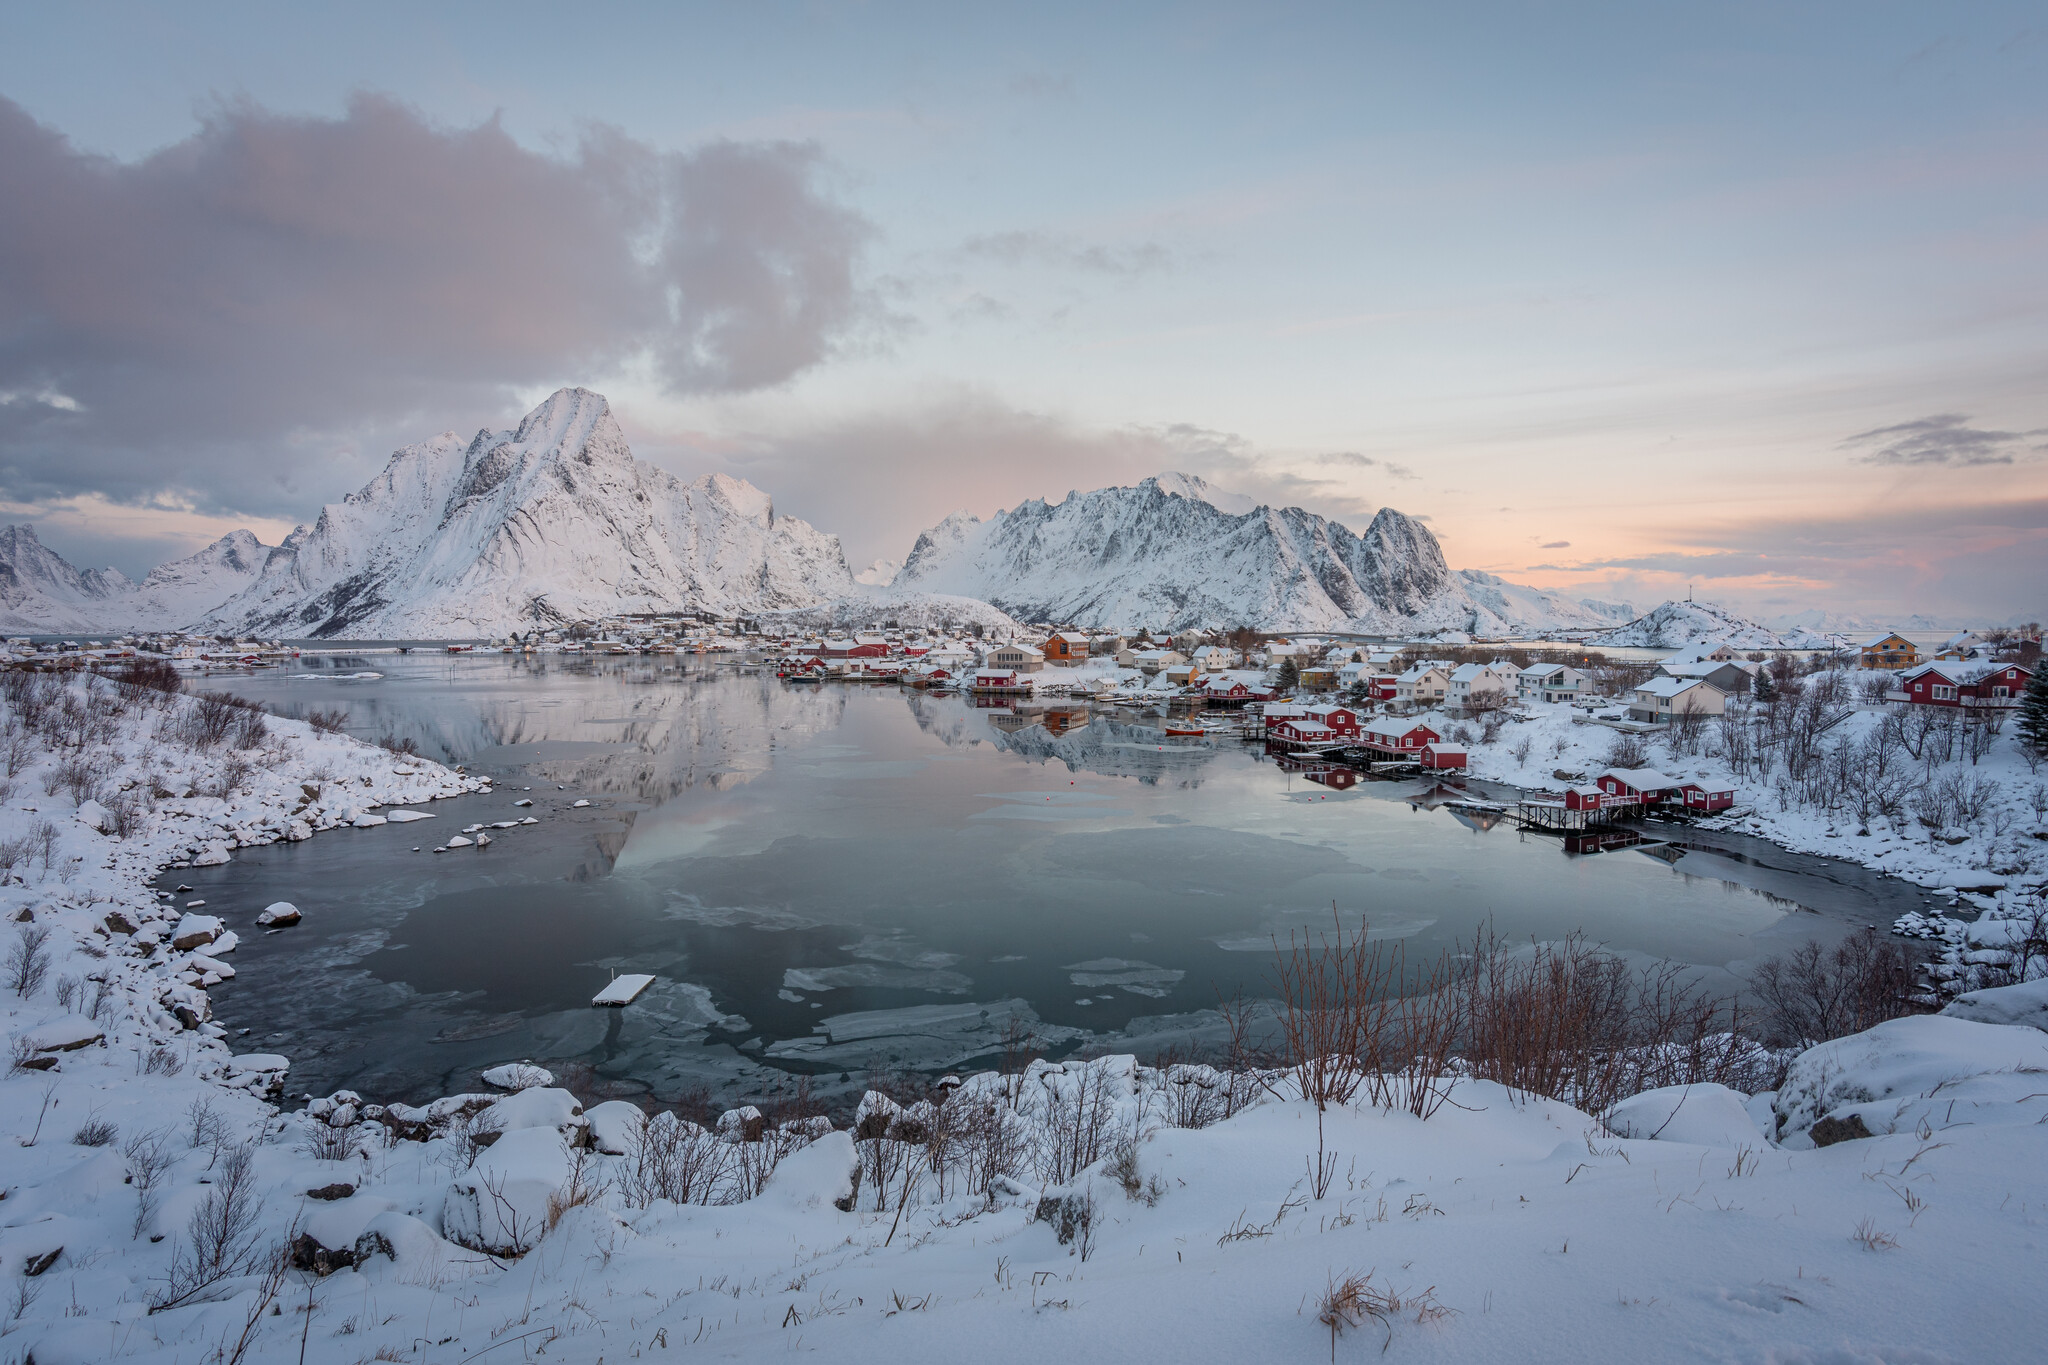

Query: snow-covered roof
[[1859, 631, 1913, 649], [1519, 662, 1566, 678], [1422, 743, 1466, 755], [1635, 676, 1718, 699], [1602, 768, 1682, 792]]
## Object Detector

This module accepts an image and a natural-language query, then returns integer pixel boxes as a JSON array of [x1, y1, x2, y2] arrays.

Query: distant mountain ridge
[[0, 525, 275, 634], [886, 473, 1626, 635]]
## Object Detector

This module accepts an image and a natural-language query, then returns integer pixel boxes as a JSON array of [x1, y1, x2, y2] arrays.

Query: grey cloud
[[1841, 413, 2035, 466], [0, 93, 872, 520], [962, 230, 1170, 276], [1541, 540, 1571, 548]]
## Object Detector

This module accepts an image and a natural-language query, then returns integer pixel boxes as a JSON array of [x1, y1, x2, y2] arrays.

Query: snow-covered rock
[[481, 1061, 555, 1092], [888, 473, 1617, 634], [255, 902, 301, 926], [583, 1100, 646, 1156], [1940, 979, 2048, 1032], [169, 913, 222, 951], [201, 387, 855, 638], [21, 1014, 105, 1053], [1772, 1015, 2048, 1144], [442, 1127, 577, 1255], [1605, 1083, 1764, 1148]]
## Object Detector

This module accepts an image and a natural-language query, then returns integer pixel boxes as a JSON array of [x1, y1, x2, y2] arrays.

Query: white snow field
[[3, 666, 2046, 1364]]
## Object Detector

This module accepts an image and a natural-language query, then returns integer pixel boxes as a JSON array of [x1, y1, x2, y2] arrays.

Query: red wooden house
[[1596, 770, 1682, 803], [1301, 704, 1362, 737], [1673, 781, 1736, 812], [1360, 722, 1441, 757], [1419, 742, 1467, 770], [1268, 719, 1340, 750], [1898, 660, 2033, 707]]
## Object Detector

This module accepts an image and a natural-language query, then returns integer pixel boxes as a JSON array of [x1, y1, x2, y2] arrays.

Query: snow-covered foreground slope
[[202, 388, 854, 638], [889, 474, 1626, 635], [0, 526, 279, 634], [1590, 599, 1791, 650]]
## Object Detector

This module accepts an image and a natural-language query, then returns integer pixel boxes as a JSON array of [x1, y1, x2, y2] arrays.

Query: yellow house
[[1858, 632, 1920, 670]]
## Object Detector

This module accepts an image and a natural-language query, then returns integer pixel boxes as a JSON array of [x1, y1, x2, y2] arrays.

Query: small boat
[[1162, 724, 1210, 737]]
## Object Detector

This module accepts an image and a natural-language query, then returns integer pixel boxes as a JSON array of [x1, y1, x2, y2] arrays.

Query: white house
[[1394, 664, 1451, 706], [1517, 662, 1587, 705], [1447, 661, 1517, 709], [1628, 676, 1727, 722]]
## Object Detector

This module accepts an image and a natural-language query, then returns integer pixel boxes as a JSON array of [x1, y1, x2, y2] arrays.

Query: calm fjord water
[[186, 654, 1937, 1104]]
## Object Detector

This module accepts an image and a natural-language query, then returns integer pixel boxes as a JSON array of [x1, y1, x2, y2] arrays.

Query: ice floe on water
[[1064, 957, 1185, 997]]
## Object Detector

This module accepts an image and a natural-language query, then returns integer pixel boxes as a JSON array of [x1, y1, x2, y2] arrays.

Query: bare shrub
[[123, 1127, 176, 1239], [105, 657, 184, 696], [151, 1142, 260, 1312], [73, 1116, 118, 1147], [1604, 731, 1650, 769], [377, 733, 421, 757], [1460, 928, 1765, 1119], [212, 753, 254, 796], [45, 754, 107, 801], [306, 707, 349, 736], [143, 1045, 183, 1076], [6, 922, 53, 996], [1032, 1062, 1122, 1188], [0, 719, 36, 777], [618, 1111, 727, 1208], [1261, 913, 1460, 1197], [0, 835, 32, 880], [1748, 930, 1926, 1047], [230, 706, 269, 749], [300, 1121, 363, 1163]]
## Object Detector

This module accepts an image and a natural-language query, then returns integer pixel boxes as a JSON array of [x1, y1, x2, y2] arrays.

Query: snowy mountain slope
[[887, 475, 1620, 635], [1589, 600, 1790, 650], [122, 530, 279, 629], [202, 388, 855, 638], [853, 557, 901, 588], [1455, 570, 1633, 633], [0, 524, 276, 633], [0, 524, 133, 632]]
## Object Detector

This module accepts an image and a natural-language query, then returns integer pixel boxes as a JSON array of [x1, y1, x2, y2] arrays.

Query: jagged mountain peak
[[202, 388, 850, 637]]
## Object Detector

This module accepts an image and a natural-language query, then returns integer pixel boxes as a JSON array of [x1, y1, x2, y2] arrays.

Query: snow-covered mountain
[[203, 388, 854, 638], [1455, 570, 1634, 633], [0, 525, 276, 634], [1588, 600, 1790, 650], [885, 474, 1620, 635], [854, 558, 901, 588]]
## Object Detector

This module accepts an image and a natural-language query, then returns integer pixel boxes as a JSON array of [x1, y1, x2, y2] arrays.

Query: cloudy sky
[[2, 1, 2043, 623]]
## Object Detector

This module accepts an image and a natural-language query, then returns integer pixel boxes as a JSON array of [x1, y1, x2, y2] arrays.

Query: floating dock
[[592, 973, 655, 1006]]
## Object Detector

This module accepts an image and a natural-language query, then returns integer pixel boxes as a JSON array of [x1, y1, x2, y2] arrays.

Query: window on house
[[1932, 685, 1955, 700]]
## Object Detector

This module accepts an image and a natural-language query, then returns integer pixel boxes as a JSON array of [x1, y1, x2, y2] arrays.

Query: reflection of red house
[[1419, 743, 1466, 770], [1304, 767, 1359, 790]]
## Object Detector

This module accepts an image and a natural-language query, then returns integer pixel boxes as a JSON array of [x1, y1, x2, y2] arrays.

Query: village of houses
[[762, 618, 2047, 904]]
